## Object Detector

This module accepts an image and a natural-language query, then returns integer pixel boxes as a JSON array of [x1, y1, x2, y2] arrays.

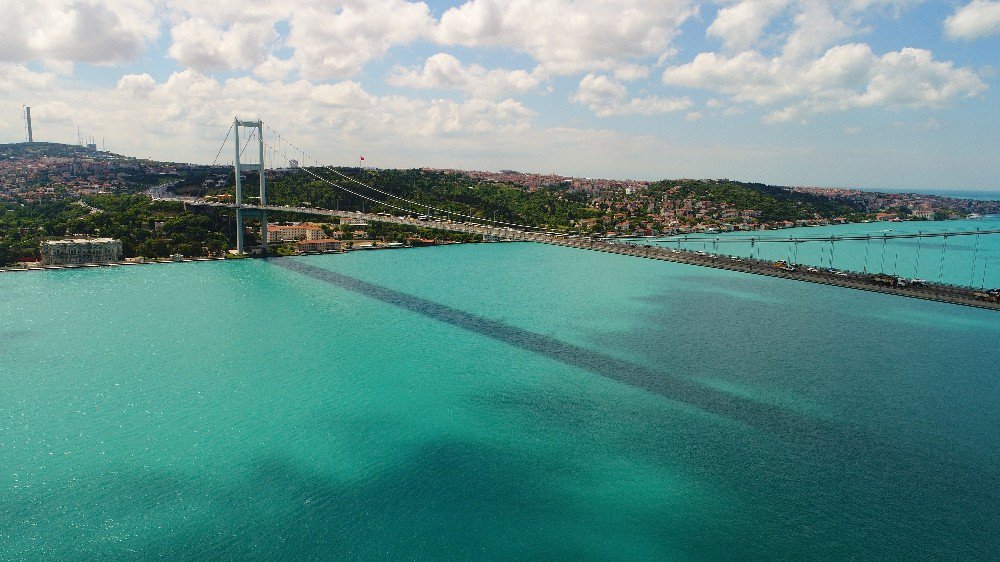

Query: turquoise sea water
[[640, 217, 1000, 288], [2, 244, 1000, 559]]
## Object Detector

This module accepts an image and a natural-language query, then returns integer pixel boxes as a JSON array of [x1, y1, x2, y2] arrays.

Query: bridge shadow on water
[[273, 257, 836, 443], [271, 257, 1000, 543]]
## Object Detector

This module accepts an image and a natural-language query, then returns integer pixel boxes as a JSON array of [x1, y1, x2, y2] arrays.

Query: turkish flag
[[360, 156, 365, 161]]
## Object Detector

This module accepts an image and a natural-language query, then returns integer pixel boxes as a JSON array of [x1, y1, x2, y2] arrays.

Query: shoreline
[[0, 241, 482, 273], [3, 233, 996, 311]]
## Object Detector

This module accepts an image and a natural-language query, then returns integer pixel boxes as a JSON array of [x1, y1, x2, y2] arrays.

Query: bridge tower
[[233, 118, 267, 255]]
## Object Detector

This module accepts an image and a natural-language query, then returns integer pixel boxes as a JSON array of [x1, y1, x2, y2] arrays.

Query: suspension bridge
[[159, 119, 1000, 311]]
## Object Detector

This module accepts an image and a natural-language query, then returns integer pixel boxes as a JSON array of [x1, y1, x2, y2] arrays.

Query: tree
[[136, 238, 169, 258]]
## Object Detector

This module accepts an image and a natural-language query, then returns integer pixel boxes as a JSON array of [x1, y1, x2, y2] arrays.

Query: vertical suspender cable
[[939, 235, 948, 283], [863, 236, 871, 273], [970, 230, 980, 287], [881, 236, 888, 273]]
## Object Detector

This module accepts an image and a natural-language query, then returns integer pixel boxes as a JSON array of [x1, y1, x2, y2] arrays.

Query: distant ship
[[967, 213, 983, 219]]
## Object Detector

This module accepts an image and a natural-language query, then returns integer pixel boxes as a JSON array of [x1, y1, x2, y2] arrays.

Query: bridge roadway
[[163, 198, 1000, 311]]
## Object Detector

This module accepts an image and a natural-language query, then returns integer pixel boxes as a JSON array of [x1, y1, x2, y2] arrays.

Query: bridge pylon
[[233, 118, 267, 255]]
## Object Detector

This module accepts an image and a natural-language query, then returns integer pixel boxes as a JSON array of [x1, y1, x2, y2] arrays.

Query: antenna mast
[[24, 106, 33, 143]]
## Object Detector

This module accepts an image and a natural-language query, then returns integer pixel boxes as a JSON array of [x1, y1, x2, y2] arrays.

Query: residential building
[[267, 223, 326, 243], [296, 238, 343, 253]]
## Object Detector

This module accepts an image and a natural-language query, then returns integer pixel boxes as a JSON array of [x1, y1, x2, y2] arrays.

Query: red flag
[[360, 156, 365, 161]]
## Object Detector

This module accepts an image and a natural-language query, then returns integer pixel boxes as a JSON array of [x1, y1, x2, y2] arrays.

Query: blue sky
[[1, 0, 998, 190]]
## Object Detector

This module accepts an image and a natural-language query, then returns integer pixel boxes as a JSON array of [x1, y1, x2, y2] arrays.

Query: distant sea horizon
[[851, 187, 1000, 201]]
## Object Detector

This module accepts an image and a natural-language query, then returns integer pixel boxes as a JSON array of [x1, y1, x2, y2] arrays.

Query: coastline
[[0, 241, 481, 273]]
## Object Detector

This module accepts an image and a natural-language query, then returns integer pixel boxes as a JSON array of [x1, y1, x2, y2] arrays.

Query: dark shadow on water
[[271, 259, 1000, 526], [0, 440, 740, 559], [273, 258, 837, 442]]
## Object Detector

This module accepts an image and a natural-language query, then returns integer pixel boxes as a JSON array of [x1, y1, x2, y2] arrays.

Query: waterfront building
[[39, 237, 122, 265], [296, 238, 343, 253], [267, 223, 326, 243]]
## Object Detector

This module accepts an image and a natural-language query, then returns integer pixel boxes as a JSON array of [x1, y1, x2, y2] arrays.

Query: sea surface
[[634, 216, 1000, 288], [2, 244, 999, 559]]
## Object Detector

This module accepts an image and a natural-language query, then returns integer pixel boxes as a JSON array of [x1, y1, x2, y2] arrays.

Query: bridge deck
[[164, 198, 1000, 312]]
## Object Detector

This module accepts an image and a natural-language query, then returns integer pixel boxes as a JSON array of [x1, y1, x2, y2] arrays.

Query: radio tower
[[24, 106, 33, 143]]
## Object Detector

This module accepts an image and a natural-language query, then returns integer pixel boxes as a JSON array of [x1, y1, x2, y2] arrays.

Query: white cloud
[[309, 81, 372, 110], [782, 0, 854, 59], [0, 0, 159, 65], [30, 100, 81, 125], [253, 56, 297, 82], [664, 50, 792, 105], [613, 65, 651, 81], [287, 0, 435, 80], [387, 53, 547, 99], [0, 63, 56, 94], [168, 18, 277, 72], [164, 0, 435, 78], [945, 0, 1000, 39], [116, 73, 156, 98], [706, 0, 919, 57], [572, 74, 692, 117], [435, 0, 699, 74], [854, 48, 986, 108], [763, 105, 803, 123], [663, 43, 986, 120], [87, 71, 538, 158], [708, 0, 789, 50], [166, 0, 291, 26], [421, 98, 536, 136]]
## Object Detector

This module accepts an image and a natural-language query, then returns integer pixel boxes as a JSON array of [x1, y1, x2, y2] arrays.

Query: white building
[[40, 237, 123, 265], [266, 223, 326, 243]]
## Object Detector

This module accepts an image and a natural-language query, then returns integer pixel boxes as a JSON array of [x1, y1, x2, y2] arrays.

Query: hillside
[[647, 179, 867, 222], [0, 142, 123, 160]]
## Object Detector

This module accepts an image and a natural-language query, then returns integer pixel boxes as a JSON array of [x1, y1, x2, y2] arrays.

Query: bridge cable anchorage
[[264, 125, 552, 233]]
